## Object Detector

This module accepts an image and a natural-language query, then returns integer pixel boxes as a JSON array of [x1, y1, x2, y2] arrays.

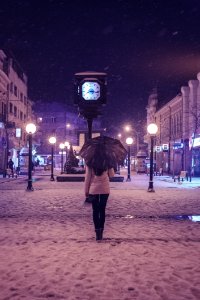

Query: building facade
[[0, 50, 34, 174], [146, 73, 200, 176], [34, 101, 103, 166]]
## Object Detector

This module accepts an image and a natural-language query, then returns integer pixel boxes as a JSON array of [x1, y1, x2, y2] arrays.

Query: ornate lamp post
[[59, 143, 65, 174], [126, 137, 134, 181], [147, 123, 158, 192], [26, 123, 36, 191], [49, 136, 56, 181], [74, 72, 107, 141]]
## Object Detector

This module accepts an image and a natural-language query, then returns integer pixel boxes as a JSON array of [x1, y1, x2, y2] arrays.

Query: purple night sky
[[1, 0, 200, 126]]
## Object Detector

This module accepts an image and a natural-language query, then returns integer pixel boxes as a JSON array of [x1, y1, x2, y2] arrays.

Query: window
[[10, 82, 13, 93], [171, 117, 174, 137], [180, 115, 182, 133], [177, 114, 180, 134], [14, 106, 17, 117], [14, 85, 17, 97], [51, 117, 56, 123], [9, 103, 13, 113], [20, 92, 23, 102], [20, 111, 23, 120], [2, 103, 6, 116]]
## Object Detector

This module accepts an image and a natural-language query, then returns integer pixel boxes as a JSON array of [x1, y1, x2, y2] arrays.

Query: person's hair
[[93, 167, 106, 176]]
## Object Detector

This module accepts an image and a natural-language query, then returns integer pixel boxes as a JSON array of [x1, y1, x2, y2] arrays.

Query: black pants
[[90, 194, 109, 230]]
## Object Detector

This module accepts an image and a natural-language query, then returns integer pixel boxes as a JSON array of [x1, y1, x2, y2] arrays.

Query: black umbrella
[[79, 136, 128, 170]]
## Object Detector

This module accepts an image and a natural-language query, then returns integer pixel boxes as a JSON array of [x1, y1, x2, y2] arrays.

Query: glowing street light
[[124, 125, 131, 132], [26, 123, 36, 191], [147, 123, 158, 192], [49, 136, 56, 181], [126, 137, 134, 181], [59, 143, 65, 174], [117, 133, 122, 139]]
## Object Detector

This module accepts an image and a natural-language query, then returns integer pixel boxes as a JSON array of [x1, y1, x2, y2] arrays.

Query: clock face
[[82, 81, 100, 100]]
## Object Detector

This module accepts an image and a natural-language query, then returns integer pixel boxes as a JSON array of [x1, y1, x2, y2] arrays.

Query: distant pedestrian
[[35, 158, 40, 166], [8, 159, 14, 177], [84, 165, 115, 241]]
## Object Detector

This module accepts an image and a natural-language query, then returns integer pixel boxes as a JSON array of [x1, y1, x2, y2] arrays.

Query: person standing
[[84, 165, 115, 241], [8, 158, 14, 177]]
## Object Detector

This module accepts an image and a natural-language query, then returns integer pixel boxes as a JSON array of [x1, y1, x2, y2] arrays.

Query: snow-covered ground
[[0, 170, 200, 300]]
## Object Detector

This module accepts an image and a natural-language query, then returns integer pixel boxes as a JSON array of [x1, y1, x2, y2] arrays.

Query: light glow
[[26, 123, 36, 134], [59, 143, 65, 149], [82, 81, 100, 100], [147, 123, 158, 135], [124, 125, 131, 132], [49, 136, 56, 144], [65, 141, 70, 149], [126, 137, 134, 145]]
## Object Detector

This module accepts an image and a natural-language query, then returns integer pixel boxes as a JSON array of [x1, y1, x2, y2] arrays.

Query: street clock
[[74, 72, 107, 106], [74, 71, 107, 139], [82, 81, 100, 100]]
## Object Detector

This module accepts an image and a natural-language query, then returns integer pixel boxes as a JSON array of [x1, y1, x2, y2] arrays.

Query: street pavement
[[0, 169, 200, 299]]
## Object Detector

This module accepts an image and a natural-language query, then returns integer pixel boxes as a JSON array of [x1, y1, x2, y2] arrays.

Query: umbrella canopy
[[79, 136, 128, 170]]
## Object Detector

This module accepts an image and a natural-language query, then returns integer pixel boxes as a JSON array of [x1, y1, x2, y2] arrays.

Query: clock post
[[74, 72, 107, 140]]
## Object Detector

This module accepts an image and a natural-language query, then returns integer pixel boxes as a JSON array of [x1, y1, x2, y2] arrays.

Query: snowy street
[[0, 170, 200, 300]]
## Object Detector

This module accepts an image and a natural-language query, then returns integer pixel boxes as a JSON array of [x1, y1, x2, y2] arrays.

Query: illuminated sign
[[193, 137, 200, 148], [155, 146, 162, 152], [162, 144, 169, 151], [16, 128, 21, 138], [173, 143, 183, 149]]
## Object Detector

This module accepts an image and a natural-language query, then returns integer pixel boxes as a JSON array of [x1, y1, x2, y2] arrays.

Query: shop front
[[172, 142, 184, 176], [155, 144, 169, 174], [190, 136, 200, 176]]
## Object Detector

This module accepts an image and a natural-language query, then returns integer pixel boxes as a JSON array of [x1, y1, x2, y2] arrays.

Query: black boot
[[99, 228, 104, 240], [95, 229, 101, 241]]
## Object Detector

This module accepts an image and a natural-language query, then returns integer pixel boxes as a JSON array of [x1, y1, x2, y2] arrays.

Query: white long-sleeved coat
[[85, 166, 115, 195]]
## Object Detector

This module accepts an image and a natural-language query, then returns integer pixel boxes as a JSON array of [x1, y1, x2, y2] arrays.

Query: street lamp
[[124, 125, 131, 132], [117, 133, 122, 139], [126, 137, 134, 181], [26, 123, 36, 191], [124, 124, 139, 155], [49, 136, 56, 181], [147, 123, 158, 192], [59, 143, 65, 174]]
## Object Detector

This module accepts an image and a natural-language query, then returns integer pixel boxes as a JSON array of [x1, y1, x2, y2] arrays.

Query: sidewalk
[[0, 171, 200, 299]]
